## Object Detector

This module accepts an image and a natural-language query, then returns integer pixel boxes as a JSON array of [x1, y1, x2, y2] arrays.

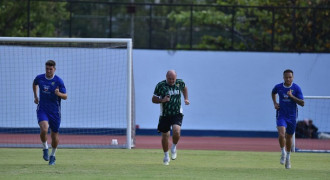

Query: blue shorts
[[37, 108, 61, 133], [276, 116, 296, 135]]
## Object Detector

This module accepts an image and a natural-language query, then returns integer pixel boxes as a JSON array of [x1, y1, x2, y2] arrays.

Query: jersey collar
[[282, 82, 292, 88], [45, 74, 55, 80]]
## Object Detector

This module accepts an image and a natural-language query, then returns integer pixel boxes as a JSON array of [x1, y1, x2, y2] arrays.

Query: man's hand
[[34, 97, 39, 104], [55, 87, 60, 96], [184, 99, 190, 105], [162, 95, 170, 103], [274, 102, 280, 110], [287, 89, 293, 97]]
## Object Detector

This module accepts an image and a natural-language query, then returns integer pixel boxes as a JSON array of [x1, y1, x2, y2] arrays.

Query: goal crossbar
[[0, 37, 132, 43]]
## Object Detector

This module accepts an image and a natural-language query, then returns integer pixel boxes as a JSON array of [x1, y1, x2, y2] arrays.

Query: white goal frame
[[0, 37, 133, 149], [293, 96, 330, 153]]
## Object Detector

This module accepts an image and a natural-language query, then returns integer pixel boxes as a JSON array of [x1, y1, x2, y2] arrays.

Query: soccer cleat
[[280, 153, 286, 165], [49, 155, 56, 165], [43, 149, 49, 161], [163, 156, 170, 165], [171, 149, 177, 160], [285, 159, 291, 169]]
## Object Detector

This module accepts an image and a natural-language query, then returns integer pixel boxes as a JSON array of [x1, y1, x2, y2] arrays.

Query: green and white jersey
[[153, 79, 186, 116]]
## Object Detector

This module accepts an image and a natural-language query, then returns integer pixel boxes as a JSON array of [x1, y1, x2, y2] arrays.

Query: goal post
[[293, 96, 330, 153], [0, 37, 134, 149]]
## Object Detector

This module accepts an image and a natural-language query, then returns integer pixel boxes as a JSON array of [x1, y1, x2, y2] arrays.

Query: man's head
[[308, 119, 313, 125], [45, 60, 56, 78], [166, 70, 177, 86], [283, 69, 293, 86]]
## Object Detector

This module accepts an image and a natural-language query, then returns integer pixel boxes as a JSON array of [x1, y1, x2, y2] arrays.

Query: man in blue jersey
[[33, 60, 67, 165], [271, 69, 304, 169]]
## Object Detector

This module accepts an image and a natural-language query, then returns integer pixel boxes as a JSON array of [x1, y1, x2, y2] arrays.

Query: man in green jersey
[[152, 70, 190, 165]]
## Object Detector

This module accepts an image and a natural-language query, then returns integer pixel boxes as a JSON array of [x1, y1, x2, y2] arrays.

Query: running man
[[152, 70, 190, 165], [33, 60, 67, 165], [271, 69, 304, 169]]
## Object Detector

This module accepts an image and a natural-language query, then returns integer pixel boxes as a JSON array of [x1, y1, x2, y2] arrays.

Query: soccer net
[[0, 37, 135, 149], [294, 96, 330, 153]]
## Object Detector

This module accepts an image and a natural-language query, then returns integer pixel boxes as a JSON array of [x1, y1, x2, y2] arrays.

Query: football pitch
[[0, 148, 329, 179]]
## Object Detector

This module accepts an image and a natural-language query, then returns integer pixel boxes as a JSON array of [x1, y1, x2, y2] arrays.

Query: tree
[[0, 0, 69, 37], [166, 0, 329, 51]]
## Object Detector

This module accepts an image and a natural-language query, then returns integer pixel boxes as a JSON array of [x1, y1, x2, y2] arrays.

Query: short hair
[[283, 69, 293, 75], [45, 60, 56, 67]]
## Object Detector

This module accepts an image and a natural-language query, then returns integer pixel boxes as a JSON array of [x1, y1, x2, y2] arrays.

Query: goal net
[[0, 37, 135, 149], [294, 96, 330, 153]]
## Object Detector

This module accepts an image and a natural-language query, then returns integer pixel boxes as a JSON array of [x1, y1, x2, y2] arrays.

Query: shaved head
[[166, 70, 177, 77], [166, 70, 177, 86]]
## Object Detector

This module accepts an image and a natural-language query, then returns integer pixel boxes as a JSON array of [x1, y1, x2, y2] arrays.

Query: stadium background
[[1, 50, 329, 137], [1, 0, 329, 139], [133, 51, 330, 136]]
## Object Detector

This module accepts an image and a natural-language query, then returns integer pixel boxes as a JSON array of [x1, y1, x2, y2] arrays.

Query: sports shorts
[[276, 116, 296, 135], [37, 108, 61, 133], [157, 113, 183, 133]]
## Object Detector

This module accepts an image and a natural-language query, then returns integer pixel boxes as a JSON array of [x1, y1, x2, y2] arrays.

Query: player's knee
[[173, 130, 180, 137], [40, 127, 48, 133], [286, 133, 293, 139], [162, 132, 170, 138], [278, 133, 285, 139]]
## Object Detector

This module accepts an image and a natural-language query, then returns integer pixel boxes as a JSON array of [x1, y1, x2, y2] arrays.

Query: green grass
[[0, 148, 329, 180]]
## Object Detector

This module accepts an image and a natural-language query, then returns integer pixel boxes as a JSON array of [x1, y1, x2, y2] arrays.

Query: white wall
[[1, 45, 329, 132], [133, 50, 330, 132]]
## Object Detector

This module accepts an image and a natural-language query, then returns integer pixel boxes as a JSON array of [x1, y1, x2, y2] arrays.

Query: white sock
[[164, 151, 169, 158], [42, 141, 48, 149], [50, 148, 57, 156], [171, 143, 177, 152], [286, 152, 291, 160], [281, 147, 286, 154]]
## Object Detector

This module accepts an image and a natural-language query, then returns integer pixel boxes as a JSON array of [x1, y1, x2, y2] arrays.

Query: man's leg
[[285, 133, 293, 169], [277, 126, 286, 164], [285, 134, 293, 152], [162, 132, 170, 165], [171, 125, 181, 160], [51, 131, 59, 150], [49, 131, 59, 165], [39, 121, 49, 161], [172, 125, 181, 145]]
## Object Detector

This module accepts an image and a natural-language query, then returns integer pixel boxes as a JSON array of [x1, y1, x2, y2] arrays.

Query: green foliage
[[167, 0, 329, 51], [29, 1, 69, 37], [0, 0, 328, 51], [0, 0, 69, 37], [0, 1, 28, 36]]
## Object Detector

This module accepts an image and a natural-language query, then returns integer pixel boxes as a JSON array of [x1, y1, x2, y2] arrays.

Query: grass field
[[0, 148, 329, 180]]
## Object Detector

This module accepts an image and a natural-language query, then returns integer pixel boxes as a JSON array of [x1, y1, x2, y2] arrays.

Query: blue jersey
[[34, 74, 66, 114], [272, 82, 303, 118]]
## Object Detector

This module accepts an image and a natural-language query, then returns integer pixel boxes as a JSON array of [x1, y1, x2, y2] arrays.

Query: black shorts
[[157, 113, 183, 133]]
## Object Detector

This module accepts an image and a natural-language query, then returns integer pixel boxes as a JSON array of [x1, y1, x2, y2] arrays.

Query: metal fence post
[[27, 0, 30, 37]]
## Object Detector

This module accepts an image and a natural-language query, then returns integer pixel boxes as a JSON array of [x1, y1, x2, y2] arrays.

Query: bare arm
[[55, 87, 68, 100], [183, 86, 190, 105], [287, 89, 304, 107], [271, 92, 279, 110], [33, 82, 39, 104]]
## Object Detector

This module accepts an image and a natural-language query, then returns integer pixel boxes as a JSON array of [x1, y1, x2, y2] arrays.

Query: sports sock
[[281, 147, 286, 155], [164, 151, 169, 158], [171, 144, 177, 152], [50, 148, 57, 156], [42, 141, 48, 149], [286, 152, 291, 160]]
